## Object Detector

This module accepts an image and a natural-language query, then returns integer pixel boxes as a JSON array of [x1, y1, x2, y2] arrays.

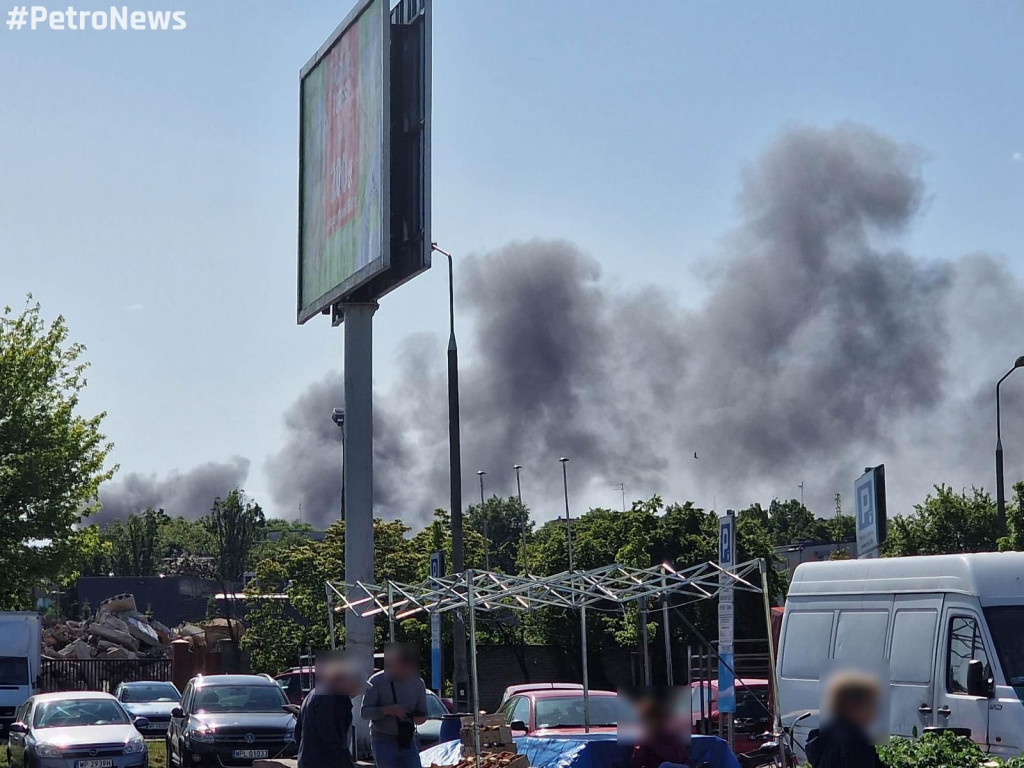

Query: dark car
[[413, 690, 450, 751], [167, 674, 296, 768], [114, 680, 181, 737], [692, 679, 773, 754]]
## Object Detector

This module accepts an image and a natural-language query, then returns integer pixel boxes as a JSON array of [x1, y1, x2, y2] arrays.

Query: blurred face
[[846, 699, 877, 729], [384, 647, 415, 680]]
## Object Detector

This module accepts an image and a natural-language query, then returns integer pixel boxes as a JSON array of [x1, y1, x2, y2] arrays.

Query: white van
[[777, 553, 1024, 758]]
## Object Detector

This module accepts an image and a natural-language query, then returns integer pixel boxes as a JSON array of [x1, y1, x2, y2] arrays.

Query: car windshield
[[984, 607, 1024, 689], [34, 700, 130, 729], [0, 657, 28, 686], [121, 683, 180, 703], [534, 696, 632, 729], [193, 685, 287, 713]]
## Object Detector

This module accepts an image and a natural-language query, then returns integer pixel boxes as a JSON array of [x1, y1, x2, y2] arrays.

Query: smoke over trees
[[99, 123, 1024, 529]]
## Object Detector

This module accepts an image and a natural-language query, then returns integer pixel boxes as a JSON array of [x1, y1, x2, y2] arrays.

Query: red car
[[275, 666, 315, 705], [691, 679, 773, 754], [497, 689, 633, 737]]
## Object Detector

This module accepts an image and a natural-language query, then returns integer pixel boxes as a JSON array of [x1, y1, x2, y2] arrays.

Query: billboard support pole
[[343, 301, 378, 681]]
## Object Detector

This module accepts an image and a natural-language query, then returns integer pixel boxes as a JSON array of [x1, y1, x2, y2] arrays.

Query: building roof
[[789, 552, 1024, 602]]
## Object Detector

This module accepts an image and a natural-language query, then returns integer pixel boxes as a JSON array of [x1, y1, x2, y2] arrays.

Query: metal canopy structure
[[326, 557, 774, 745]]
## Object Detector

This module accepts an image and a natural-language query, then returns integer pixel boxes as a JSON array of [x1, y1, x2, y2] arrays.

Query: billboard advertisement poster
[[298, 0, 389, 323], [718, 513, 736, 714]]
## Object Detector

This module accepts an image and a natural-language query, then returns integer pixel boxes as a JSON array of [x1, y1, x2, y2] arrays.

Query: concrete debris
[[41, 592, 246, 660]]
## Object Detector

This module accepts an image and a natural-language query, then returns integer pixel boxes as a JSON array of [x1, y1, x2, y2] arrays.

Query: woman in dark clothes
[[806, 673, 885, 768]]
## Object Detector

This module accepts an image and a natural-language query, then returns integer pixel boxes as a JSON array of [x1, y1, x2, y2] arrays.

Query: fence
[[41, 658, 173, 693]]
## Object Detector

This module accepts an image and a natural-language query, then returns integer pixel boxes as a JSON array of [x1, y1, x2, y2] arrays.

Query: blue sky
[[2, 0, 1022, 518]]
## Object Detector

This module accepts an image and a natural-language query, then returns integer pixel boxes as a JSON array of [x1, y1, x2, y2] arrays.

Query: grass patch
[[147, 738, 167, 768]]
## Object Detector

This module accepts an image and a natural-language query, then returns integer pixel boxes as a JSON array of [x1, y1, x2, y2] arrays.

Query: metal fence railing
[[41, 658, 173, 693]]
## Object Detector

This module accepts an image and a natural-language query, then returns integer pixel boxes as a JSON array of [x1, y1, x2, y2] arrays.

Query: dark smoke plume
[[95, 457, 250, 524], [105, 122, 1024, 526]]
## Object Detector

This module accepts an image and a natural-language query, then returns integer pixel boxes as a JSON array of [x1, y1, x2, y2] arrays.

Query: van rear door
[[934, 603, 991, 748], [887, 595, 941, 737]]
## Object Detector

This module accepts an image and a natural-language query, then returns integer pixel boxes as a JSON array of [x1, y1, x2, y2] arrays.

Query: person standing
[[361, 644, 427, 768], [296, 653, 359, 768]]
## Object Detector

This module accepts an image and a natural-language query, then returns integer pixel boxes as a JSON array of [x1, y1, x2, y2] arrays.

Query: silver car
[[6, 691, 149, 768]]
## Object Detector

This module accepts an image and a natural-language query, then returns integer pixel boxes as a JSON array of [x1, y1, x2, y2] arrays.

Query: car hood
[[190, 712, 295, 730], [35, 724, 139, 747], [121, 702, 177, 718]]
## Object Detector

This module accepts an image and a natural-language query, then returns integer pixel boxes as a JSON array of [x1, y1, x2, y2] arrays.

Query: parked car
[[497, 689, 632, 736], [6, 691, 149, 768], [414, 690, 451, 750], [274, 667, 315, 706], [167, 674, 296, 768], [691, 679, 773, 754], [114, 680, 181, 737], [498, 683, 584, 707]]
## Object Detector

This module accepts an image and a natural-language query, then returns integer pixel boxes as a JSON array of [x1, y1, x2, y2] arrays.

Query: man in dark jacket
[[806, 673, 884, 768], [296, 654, 360, 768]]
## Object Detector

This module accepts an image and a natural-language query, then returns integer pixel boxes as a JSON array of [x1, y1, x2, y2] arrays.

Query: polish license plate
[[77, 760, 114, 768], [232, 749, 269, 759]]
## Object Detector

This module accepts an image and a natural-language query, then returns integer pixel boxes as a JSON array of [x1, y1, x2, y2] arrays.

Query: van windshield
[[983, 607, 1024, 688]]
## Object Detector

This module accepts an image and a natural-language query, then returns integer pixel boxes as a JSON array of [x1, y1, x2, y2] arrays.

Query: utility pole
[[477, 470, 489, 571], [432, 243, 468, 711], [560, 457, 574, 573], [514, 464, 528, 575]]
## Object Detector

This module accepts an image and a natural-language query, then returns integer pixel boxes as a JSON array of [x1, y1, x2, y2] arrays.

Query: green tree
[[105, 508, 168, 576], [0, 300, 115, 608], [884, 485, 1000, 556], [207, 490, 267, 583], [466, 496, 532, 574]]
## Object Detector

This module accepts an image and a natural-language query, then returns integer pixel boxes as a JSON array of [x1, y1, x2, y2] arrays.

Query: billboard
[[298, 0, 390, 323], [298, 0, 431, 324]]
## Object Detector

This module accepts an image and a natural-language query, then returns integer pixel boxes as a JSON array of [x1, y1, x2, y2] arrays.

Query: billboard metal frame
[[297, 0, 392, 323]]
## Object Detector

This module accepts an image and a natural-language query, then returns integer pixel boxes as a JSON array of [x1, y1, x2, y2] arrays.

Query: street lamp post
[[996, 356, 1024, 535], [331, 408, 345, 521], [514, 464, 528, 575], [431, 242, 468, 711], [477, 470, 490, 571], [560, 457, 574, 573]]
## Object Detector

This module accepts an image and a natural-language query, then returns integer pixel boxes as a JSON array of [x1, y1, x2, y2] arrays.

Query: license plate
[[77, 760, 114, 768], [232, 749, 269, 759]]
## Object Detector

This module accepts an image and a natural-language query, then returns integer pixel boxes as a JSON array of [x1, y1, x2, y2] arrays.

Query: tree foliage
[[0, 300, 115, 608]]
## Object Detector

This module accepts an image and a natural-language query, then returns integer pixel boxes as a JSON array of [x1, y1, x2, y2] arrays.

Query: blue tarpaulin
[[420, 735, 740, 768]]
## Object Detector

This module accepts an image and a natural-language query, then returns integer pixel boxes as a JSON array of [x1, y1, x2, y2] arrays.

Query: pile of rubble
[[42, 593, 178, 660]]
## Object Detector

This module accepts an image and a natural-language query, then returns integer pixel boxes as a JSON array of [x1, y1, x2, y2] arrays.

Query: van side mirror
[[171, 706, 185, 718], [966, 659, 993, 698], [8, 722, 27, 734], [509, 720, 529, 733]]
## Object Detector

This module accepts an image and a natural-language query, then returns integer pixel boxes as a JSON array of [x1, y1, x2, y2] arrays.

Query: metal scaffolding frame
[[326, 557, 771, 742]]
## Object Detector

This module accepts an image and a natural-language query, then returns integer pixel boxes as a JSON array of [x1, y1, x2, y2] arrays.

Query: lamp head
[[513, 464, 522, 470], [1015, 356, 1024, 369], [331, 408, 345, 427], [477, 470, 486, 477], [559, 456, 569, 464]]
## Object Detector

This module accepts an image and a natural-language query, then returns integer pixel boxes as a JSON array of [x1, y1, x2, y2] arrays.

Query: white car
[[6, 691, 149, 768]]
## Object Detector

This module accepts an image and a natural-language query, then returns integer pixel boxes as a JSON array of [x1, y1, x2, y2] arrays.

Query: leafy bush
[[877, 731, 1024, 768]]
